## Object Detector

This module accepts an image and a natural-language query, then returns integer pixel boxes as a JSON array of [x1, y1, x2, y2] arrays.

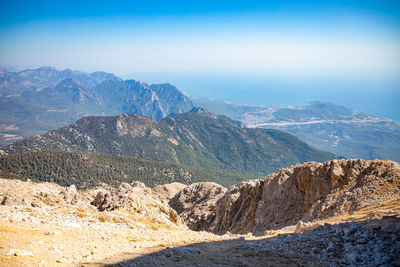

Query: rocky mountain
[[0, 108, 336, 176], [20, 78, 102, 113], [93, 79, 193, 120], [195, 98, 400, 162], [0, 67, 193, 145], [0, 66, 115, 94], [170, 159, 400, 235]]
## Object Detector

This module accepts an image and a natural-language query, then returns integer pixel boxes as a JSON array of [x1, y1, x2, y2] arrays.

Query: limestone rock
[[171, 159, 400, 235], [60, 184, 80, 205], [153, 182, 187, 201], [169, 182, 227, 230], [207, 179, 263, 234], [213, 159, 400, 234], [0, 179, 89, 208], [0, 178, 183, 227], [89, 181, 183, 226], [1, 195, 20, 206]]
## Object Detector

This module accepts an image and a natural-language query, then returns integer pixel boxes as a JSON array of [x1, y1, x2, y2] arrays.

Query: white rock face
[[170, 159, 400, 235]]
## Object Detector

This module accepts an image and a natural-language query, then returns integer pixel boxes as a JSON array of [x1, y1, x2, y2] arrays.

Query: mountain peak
[[189, 107, 214, 116], [36, 66, 57, 72], [55, 78, 87, 90], [90, 71, 118, 83]]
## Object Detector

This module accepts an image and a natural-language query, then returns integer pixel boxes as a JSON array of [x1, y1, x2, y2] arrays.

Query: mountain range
[[0, 67, 193, 145], [195, 98, 400, 162], [0, 108, 335, 176], [1, 67, 399, 266], [0, 66, 116, 94], [2, 66, 398, 164]]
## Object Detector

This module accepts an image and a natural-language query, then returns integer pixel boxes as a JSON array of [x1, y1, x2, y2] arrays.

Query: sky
[[0, 0, 400, 119]]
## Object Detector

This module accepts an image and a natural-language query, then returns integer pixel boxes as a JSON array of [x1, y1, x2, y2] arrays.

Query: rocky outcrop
[[0, 179, 88, 208], [1, 160, 400, 267], [153, 182, 187, 201], [206, 179, 264, 234], [171, 159, 400, 235], [2, 158, 399, 236], [169, 182, 227, 230], [88, 182, 182, 225], [0, 178, 183, 227]]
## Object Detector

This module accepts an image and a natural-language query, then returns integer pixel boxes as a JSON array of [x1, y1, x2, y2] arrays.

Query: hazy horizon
[[126, 71, 400, 121], [1, 0, 399, 120]]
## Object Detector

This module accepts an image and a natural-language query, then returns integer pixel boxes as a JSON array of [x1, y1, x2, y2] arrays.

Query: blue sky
[[1, 0, 400, 119]]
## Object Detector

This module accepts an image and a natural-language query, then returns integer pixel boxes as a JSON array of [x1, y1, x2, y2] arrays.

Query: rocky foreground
[[171, 159, 400, 234], [0, 159, 400, 266]]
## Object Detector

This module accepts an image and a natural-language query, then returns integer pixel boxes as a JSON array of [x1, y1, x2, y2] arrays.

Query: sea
[[125, 71, 400, 122]]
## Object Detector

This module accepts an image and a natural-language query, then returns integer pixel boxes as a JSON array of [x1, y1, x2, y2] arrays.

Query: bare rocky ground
[[1, 159, 400, 266]]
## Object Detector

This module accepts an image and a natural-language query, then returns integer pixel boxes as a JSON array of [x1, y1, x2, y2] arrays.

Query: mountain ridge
[[0, 67, 194, 145], [0, 110, 336, 176], [0, 66, 117, 94]]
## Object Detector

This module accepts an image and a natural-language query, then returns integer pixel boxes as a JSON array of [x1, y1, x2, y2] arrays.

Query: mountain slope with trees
[[0, 151, 253, 188], [0, 108, 336, 176]]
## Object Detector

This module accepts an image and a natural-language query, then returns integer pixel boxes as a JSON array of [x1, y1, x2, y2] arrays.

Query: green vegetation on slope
[[159, 109, 336, 174], [262, 128, 335, 163], [0, 151, 257, 189], [0, 109, 337, 177]]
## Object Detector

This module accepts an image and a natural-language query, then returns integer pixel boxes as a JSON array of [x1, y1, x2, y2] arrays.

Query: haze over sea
[[128, 71, 400, 121], [1, 0, 399, 120]]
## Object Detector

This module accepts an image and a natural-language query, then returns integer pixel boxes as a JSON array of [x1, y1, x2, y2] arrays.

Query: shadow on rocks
[[81, 216, 400, 267]]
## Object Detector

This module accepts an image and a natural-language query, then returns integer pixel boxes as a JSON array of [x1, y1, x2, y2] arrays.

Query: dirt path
[[0, 219, 312, 267]]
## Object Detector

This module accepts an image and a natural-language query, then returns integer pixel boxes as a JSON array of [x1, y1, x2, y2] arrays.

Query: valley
[[195, 98, 400, 161]]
